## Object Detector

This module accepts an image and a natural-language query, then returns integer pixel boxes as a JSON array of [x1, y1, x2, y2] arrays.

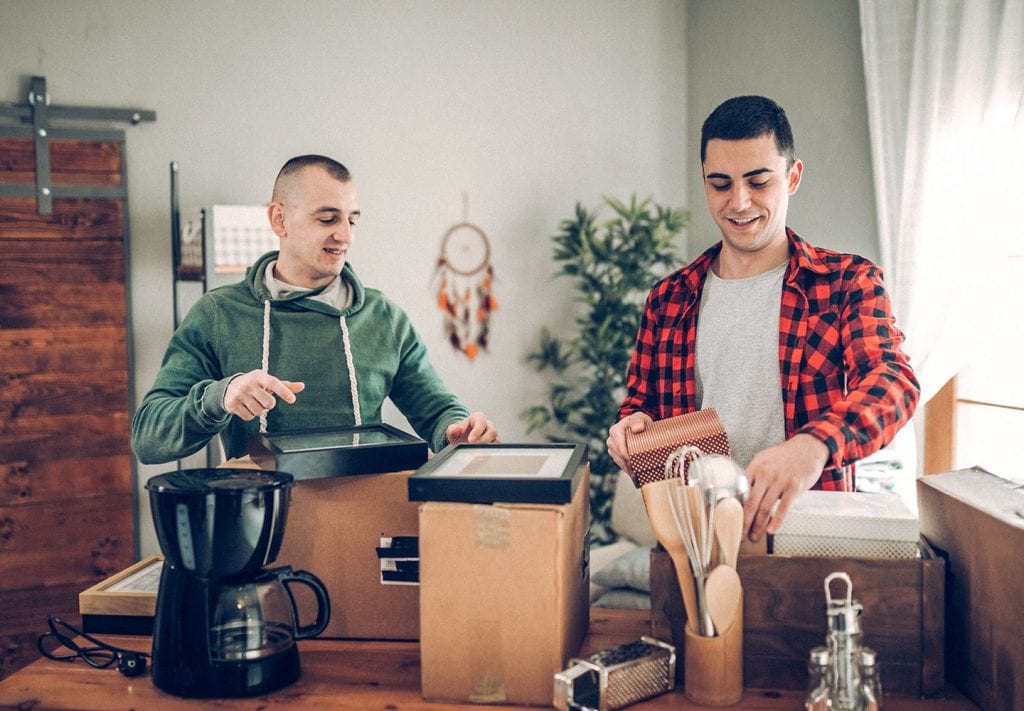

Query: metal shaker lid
[[824, 571, 862, 633]]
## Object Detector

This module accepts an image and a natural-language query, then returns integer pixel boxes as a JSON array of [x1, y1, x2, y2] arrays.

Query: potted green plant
[[522, 195, 687, 542]]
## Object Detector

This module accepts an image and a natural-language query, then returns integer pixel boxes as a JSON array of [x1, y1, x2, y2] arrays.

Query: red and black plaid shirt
[[618, 229, 919, 491]]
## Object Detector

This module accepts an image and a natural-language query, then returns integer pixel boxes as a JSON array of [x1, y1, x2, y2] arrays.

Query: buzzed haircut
[[272, 154, 352, 200], [700, 96, 796, 167]]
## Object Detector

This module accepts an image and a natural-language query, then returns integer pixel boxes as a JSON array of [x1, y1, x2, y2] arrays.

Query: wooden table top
[[0, 609, 978, 710]]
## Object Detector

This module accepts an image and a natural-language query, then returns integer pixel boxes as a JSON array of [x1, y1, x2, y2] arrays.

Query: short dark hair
[[700, 96, 796, 166], [275, 154, 352, 184]]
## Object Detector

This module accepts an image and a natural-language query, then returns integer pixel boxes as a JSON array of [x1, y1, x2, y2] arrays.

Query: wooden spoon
[[704, 563, 742, 635], [714, 497, 744, 569], [642, 479, 700, 633]]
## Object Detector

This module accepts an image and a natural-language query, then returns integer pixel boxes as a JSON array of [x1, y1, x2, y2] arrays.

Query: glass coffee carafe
[[210, 567, 329, 663]]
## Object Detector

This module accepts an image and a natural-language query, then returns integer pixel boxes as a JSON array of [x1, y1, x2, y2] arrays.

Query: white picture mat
[[434, 448, 575, 479], [105, 558, 164, 594]]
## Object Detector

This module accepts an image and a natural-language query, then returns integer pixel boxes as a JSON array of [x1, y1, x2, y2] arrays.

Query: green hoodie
[[131, 251, 468, 464]]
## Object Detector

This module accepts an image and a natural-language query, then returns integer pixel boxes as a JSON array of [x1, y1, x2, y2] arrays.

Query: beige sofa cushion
[[610, 470, 656, 547]]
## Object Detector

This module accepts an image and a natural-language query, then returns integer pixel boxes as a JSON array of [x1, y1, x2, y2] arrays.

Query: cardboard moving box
[[419, 466, 590, 706], [918, 467, 1024, 711], [269, 466, 422, 640]]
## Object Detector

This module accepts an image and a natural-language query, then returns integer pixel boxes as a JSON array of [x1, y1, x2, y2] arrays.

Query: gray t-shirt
[[695, 263, 787, 467]]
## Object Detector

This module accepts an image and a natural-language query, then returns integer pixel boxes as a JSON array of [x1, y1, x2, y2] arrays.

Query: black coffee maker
[[146, 468, 330, 698]]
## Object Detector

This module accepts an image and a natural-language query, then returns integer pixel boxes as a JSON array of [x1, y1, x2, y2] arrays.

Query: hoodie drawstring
[[258, 298, 361, 434], [259, 299, 272, 434], [340, 315, 362, 426]]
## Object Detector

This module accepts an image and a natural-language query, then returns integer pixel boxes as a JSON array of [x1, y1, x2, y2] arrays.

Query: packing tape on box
[[474, 506, 512, 549], [469, 618, 507, 703]]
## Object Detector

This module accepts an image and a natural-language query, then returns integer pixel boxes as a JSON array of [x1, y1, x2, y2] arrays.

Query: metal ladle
[[693, 454, 749, 505]]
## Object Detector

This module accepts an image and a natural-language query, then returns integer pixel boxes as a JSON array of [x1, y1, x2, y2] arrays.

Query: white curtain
[[859, 0, 1024, 475]]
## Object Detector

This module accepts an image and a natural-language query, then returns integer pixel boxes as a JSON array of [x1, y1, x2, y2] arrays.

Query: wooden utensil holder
[[683, 592, 743, 706]]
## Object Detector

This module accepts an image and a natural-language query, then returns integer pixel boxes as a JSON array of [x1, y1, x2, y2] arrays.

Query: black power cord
[[36, 616, 149, 677]]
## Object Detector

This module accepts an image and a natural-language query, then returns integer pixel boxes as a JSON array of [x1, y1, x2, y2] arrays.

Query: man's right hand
[[606, 412, 653, 475], [223, 369, 305, 421]]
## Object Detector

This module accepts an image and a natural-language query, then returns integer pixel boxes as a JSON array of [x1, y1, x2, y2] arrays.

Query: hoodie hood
[[245, 250, 366, 317]]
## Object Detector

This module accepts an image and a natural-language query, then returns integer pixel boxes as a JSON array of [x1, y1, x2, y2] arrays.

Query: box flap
[[918, 467, 1024, 528]]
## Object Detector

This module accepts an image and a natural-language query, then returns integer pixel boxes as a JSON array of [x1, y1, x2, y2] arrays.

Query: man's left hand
[[446, 412, 499, 445], [742, 433, 829, 542]]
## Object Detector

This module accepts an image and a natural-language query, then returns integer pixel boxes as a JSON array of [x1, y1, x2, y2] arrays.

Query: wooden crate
[[650, 541, 944, 697]]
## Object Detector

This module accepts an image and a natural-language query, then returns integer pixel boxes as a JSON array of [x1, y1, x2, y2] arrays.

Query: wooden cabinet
[[0, 136, 135, 679]]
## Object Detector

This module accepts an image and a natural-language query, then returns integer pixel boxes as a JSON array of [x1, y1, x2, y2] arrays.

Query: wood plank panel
[[0, 136, 135, 684], [0, 327, 127, 376], [924, 376, 957, 474], [0, 456, 131, 507], [0, 138, 122, 186], [1, 371, 128, 419], [0, 412, 131, 462], [0, 282, 126, 328], [0, 198, 123, 240], [4, 239, 126, 283], [0, 495, 134, 590]]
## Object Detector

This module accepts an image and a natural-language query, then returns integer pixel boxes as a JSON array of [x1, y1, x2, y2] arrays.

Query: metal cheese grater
[[553, 637, 676, 711]]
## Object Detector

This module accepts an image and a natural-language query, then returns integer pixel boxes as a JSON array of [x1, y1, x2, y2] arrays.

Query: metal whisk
[[664, 446, 715, 637]]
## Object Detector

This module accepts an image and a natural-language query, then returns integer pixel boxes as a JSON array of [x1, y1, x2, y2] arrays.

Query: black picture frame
[[407, 443, 588, 504], [249, 423, 428, 480]]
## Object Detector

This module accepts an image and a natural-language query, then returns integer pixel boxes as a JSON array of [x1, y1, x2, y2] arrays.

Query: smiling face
[[703, 134, 802, 276], [267, 165, 361, 289]]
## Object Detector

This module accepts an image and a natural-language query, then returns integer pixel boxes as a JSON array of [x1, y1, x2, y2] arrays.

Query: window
[[926, 251, 1024, 484]]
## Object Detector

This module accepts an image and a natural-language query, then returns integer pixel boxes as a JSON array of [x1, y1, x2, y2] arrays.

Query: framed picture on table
[[249, 423, 428, 479], [407, 443, 588, 504]]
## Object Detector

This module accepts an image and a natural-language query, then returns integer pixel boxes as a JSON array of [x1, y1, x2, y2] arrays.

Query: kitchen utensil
[[695, 453, 750, 504], [714, 496, 744, 569], [642, 480, 700, 633], [665, 447, 715, 637], [704, 564, 742, 635], [553, 636, 676, 711]]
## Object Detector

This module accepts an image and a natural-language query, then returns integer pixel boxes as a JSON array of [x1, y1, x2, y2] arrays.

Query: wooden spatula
[[704, 563, 742, 635], [642, 478, 699, 633], [713, 496, 744, 569]]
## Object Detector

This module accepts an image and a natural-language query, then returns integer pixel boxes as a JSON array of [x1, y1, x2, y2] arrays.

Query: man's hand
[[223, 369, 305, 421], [606, 412, 653, 476], [446, 412, 498, 445], [743, 433, 829, 542]]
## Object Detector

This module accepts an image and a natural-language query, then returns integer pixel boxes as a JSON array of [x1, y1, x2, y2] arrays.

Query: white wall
[[685, 0, 878, 261], [2, 0, 689, 556]]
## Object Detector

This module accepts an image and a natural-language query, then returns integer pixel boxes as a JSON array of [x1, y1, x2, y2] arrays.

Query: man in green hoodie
[[131, 155, 498, 464]]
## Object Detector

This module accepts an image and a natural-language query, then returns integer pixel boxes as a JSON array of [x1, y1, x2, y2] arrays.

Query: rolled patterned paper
[[624, 409, 730, 487]]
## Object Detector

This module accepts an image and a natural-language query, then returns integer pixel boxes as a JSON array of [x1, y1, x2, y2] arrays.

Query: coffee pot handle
[[281, 570, 331, 639]]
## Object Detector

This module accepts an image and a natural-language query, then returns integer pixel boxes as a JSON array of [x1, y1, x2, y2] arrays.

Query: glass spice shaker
[[858, 647, 882, 710], [825, 572, 864, 711], [804, 646, 831, 711]]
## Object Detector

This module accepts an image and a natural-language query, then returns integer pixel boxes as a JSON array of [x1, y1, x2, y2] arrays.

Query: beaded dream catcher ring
[[434, 221, 497, 360]]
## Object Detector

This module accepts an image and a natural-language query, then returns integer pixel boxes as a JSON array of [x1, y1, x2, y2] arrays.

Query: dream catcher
[[433, 220, 497, 360]]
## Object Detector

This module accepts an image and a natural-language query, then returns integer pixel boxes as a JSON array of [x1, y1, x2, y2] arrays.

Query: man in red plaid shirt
[[607, 96, 919, 543]]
